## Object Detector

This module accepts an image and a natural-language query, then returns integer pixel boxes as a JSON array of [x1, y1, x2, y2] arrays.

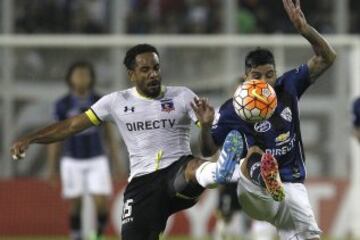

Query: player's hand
[[283, 0, 309, 34], [10, 138, 30, 160], [191, 97, 215, 128]]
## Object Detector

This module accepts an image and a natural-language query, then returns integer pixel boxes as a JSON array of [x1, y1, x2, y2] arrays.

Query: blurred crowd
[[14, 0, 360, 34], [13, 0, 360, 35], [12, 0, 360, 34], [15, 0, 110, 33], [125, 0, 222, 34]]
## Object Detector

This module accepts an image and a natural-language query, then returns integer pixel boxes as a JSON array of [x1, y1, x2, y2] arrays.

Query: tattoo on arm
[[304, 26, 336, 82]]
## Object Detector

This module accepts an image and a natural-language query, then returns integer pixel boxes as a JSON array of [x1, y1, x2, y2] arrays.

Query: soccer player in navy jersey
[[192, 0, 336, 239], [47, 61, 122, 240]]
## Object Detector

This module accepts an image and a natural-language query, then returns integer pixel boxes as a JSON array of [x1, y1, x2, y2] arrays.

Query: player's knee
[[184, 158, 206, 182], [173, 158, 205, 199]]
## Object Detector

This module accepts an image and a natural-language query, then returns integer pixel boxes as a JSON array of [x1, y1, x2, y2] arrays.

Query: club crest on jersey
[[281, 107, 292, 122], [254, 121, 271, 133], [160, 98, 175, 113]]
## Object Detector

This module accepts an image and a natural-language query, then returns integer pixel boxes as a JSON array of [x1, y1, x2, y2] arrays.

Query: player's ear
[[243, 73, 250, 82], [127, 70, 135, 82]]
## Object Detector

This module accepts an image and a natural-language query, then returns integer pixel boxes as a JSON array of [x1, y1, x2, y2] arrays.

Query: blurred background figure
[[48, 61, 121, 240]]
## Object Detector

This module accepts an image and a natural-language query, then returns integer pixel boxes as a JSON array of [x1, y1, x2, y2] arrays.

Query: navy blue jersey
[[54, 93, 105, 159], [212, 64, 312, 183], [352, 98, 360, 127]]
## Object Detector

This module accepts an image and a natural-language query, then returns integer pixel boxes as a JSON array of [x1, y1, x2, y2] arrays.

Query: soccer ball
[[233, 80, 277, 123]]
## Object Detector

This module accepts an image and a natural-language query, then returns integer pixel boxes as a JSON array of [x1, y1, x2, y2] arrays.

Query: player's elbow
[[324, 48, 337, 66]]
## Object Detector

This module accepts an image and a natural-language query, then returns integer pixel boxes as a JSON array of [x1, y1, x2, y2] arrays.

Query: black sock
[[246, 153, 265, 187], [70, 214, 81, 240], [97, 212, 108, 237]]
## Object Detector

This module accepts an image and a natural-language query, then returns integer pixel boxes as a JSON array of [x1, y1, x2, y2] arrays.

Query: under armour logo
[[124, 106, 135, 112]]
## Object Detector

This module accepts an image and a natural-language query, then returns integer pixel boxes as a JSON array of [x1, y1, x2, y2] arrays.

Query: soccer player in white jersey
[[10, 44, 238, 240]]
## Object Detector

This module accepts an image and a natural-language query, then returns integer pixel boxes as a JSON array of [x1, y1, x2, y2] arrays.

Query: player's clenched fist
[[10, 138, 30, 160]]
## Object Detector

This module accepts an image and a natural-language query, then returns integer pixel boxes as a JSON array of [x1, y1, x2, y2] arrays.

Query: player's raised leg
[[190, 130, 244, 190]]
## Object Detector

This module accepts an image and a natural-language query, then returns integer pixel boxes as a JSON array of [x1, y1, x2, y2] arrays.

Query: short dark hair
[[245, 48, 275, 72], [66, 61, 96, 89], [123, 44, 159, 70]]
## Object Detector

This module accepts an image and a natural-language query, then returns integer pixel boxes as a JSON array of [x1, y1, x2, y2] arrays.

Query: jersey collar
[[132, 86, 166, 100]]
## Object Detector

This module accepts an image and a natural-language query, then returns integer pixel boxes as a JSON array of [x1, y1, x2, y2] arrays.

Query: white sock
[[230, 163, 241, 182], [195, 162, 217, 188]]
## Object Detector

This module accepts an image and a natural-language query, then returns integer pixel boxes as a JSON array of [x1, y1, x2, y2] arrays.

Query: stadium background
[[1, 0, 360, 239]]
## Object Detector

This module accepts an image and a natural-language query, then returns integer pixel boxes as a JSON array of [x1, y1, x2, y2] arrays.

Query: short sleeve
[[182, 87, 198, 123], [86, 93, 114, 126], [211, 109, 232, 146], [352, 98, 360, 127], [277, 64, 311, 98]]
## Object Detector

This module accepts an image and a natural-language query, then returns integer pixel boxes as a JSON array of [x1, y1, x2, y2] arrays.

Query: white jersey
[[85, 86, 198, 181]]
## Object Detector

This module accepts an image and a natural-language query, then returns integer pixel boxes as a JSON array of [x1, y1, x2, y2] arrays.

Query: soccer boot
[[260, 152, 285, 201], [215, 130, 244, 184]]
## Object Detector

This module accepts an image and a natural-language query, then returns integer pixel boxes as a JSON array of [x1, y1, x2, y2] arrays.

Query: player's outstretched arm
[[10, 113, 93, 160], [191, 97, 218, 157], [283, 0, 336, 82]]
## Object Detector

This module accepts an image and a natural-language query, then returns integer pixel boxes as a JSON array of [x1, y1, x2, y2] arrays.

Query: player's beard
[[145, 79, 161, 98]]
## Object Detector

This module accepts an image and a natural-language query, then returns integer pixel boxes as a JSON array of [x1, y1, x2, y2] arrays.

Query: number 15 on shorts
[[122, 199, 134, 224]]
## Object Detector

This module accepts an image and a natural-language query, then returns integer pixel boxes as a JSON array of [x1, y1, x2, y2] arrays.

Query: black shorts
[[121, 155, 204, 239], [217, 183, 241, 219]]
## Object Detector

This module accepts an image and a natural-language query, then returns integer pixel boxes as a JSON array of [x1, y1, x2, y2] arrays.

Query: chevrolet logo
[[275, 132, 290, 143]]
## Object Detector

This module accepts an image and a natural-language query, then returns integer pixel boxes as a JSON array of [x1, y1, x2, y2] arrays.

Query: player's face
[[129, 52, 161, 98], [245, 64, 277, 87], [69, 67, 92, 93]]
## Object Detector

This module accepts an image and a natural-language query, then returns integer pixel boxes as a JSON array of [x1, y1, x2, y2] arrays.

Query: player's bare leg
[[69, 197, 82, 240], [92, 195, 109, 240], [172, 157, 207, 200], [184, 158, 208, 183]]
